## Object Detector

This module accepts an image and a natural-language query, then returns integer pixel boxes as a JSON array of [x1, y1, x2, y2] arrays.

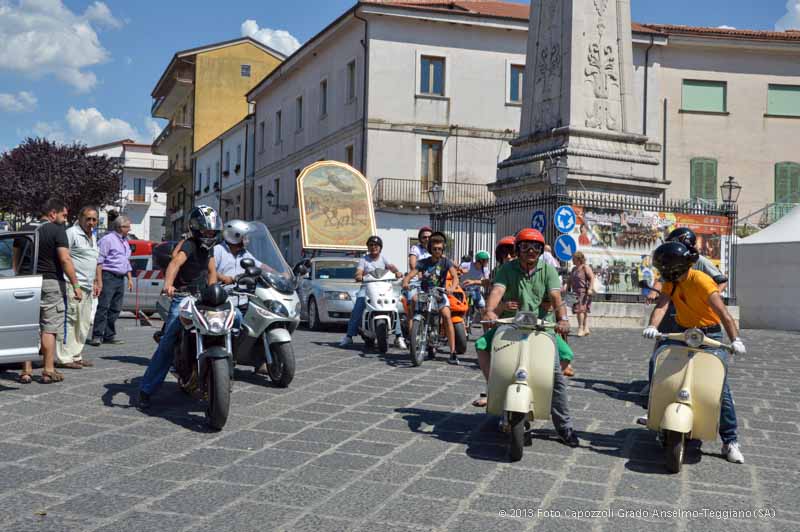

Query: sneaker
[[394, 337, 407, 350], [722, 441, 744, 464], [636, 415, 649, 426], [558, 428, 580, 448], [104, 338, 124, 345], [448, 353, 459, 365], [338, 335, 353, 347], [87, 338, 102, 347], [138, 391, 151, 410]]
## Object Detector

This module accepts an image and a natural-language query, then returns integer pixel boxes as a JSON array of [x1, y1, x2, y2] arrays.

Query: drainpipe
[[662, 98, 668, 198], [353, 10, 369, 174], [643, 35, 655, 135], [243, 119, 250, 219], [219, 138, 224, 217]]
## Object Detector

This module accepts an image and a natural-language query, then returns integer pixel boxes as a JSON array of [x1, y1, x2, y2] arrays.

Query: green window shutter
[[703, 160, 717, 201], [690, 158, 717, 201], [682, 80, 726, 113], [775, 162, 800, 203], [767, 85, 800, 117]]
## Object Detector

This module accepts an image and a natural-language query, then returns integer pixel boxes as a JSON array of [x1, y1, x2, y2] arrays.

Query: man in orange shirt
[[642, 242, 746, 464]]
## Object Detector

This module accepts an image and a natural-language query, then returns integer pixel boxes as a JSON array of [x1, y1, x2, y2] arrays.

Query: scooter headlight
[[203, 310, 231, 334], [684, 328, 704, 348], [267, 300, 290, 318], [515, 369, 529, 381]]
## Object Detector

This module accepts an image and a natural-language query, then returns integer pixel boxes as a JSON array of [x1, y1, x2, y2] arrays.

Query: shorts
[[40, 279, 67, 335], [572, 292, 591, 314]]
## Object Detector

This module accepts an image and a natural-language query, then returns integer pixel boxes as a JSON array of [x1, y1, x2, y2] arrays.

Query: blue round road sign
[[530, 210, 547, 233], [554, 205, 576, 234], [554, 234, 577, 261]]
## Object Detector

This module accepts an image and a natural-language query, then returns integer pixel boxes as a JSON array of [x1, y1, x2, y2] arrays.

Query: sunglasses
[[84, 217, 98, 222], [518, 242, 544, 253]]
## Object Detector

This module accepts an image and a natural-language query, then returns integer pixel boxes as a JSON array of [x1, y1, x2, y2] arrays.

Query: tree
[[0, 137, 123, 224]]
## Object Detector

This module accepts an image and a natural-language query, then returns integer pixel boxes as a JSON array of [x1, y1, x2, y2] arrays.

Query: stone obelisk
[[494, 0, 665, 197]]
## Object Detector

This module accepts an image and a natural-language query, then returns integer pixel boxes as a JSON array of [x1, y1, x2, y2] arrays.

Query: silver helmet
[[223, 219, 250, 245], [188, 205, 222, 249]]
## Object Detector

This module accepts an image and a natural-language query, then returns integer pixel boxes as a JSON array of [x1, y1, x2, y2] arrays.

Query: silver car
[[0, 230, 43, 364], [297, 258, 360, 330]]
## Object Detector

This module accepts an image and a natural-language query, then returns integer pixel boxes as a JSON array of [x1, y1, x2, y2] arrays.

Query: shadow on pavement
[[101, 377, 214, 433], [570, 377, 649, 407], [101, 355, 151, 367]]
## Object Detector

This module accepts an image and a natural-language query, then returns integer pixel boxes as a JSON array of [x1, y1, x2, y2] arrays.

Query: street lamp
[[720, 176, 742, 205], [266, 190, 288, 212], [547, 158, 569, 187], [427, 184, 444, 211]]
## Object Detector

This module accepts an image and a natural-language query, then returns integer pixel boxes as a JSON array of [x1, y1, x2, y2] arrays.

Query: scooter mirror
[[240, 258, 256, 269], [245, 266, 262, 278]]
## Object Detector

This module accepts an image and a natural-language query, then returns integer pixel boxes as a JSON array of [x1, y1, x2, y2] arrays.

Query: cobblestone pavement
[[0, 320, 798, 532]]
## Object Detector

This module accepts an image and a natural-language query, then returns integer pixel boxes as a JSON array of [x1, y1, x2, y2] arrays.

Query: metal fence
[[431, 189, 738, 304]]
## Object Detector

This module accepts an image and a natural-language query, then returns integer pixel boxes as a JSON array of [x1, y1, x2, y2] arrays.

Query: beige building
[[632, 24, 800, 223]]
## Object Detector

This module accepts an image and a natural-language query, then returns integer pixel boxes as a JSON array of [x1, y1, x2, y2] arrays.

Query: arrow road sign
[[554, 205, 576, 234], [554, 234, 576, 261], [530, 210, 547, 233]]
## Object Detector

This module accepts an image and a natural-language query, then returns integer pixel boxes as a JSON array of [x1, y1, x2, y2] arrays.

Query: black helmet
[[188, 205, 222, 250], [366, 235, 383, 249], [200, 284, 228, 307], [666, 227, 697, 249], [652, 242, 697, 282]]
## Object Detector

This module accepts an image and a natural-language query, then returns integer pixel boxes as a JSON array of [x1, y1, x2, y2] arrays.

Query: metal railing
[[761, 203, 798, 226], [122, 193, 152, 204], [153, 120, 192, 148], [372, 178, 494, 208]]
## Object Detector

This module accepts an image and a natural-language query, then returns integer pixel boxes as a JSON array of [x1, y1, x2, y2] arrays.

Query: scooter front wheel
[[375, 320, 389, 354], [509, 412, 527, 462], [206, 358, 231, 431], [409, 319, 426, 367], [664, 430, 685, 473]]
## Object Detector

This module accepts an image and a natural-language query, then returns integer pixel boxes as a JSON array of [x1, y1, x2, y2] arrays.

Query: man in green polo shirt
[[474, 228, 578, 447]]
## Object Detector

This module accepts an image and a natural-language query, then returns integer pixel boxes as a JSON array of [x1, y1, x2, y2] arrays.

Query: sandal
[[472, 393, 488, 408], [79, 359, 94, 367], [40, 370, 64, 384], [18, 372, 33, 384]]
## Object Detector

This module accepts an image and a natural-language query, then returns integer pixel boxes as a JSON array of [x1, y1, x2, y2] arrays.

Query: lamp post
[[720, 176, 742, 206], [427, 183, 444, 211], [720, 175, 741, 306], [266, 190, 288, 213]]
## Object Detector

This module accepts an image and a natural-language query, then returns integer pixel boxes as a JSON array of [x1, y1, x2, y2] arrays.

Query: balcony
[[153, 164, 191, 192], [122, 193, 154, 205], [372, 178, 494, 210], [152, 69, 194, 119], [153, 120, 192, 155]]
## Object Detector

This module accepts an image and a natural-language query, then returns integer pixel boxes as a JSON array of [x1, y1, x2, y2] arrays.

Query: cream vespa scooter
[[644, 328, 733, 473], [484, 311, 558, 461]]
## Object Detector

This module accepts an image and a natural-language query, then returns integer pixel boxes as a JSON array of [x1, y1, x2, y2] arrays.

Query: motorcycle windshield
[[242, 222, 294, 283]]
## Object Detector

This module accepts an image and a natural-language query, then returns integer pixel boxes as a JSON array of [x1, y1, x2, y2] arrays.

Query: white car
[[0, 230, 43, 364], [297, 258, 361, 330]]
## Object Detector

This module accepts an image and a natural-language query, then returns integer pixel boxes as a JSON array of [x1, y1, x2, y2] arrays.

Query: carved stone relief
[[584, 0, 621, 131], [532, 0, 563, 132]]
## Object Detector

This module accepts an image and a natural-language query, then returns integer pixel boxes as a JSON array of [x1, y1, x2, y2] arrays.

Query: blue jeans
[[92, 271, 125, 341], [465, 285, 485, 308], [140, 296, 184, 395], [346, 296, 402, 339], [648, 331, 738, 444]]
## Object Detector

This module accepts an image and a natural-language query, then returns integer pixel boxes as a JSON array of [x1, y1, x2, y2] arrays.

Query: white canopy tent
[[735, 205, 800, 331]]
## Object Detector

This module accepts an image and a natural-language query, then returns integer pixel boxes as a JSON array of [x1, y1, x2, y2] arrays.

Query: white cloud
[[144, 117, 165, 141], [25, 108, 160, 146], [0, 0, 122, 92], [776, 0, 800, 30], [717, 25, 737, 30], [0, 90, 37, 112], [241, 19, 301, 56]]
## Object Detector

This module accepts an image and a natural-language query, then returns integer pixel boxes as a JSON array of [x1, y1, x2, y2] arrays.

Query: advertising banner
[[297, 161, 377, 251], [565, 205, 731, 295]]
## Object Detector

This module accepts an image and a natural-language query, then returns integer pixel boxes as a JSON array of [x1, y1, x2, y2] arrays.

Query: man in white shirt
[[56, 206, 100, 369]]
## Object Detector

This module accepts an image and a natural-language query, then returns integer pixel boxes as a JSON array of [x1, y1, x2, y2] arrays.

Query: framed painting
[[297, 161, 377, 251]]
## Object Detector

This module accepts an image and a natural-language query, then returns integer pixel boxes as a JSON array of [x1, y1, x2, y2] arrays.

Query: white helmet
[[223, 219, 250, 245]]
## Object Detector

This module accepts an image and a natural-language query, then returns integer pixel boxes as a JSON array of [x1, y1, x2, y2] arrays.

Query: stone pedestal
[[493, 0, 666, 198]]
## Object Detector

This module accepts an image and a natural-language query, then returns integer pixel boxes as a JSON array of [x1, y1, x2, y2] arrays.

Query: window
[[133, 178, 146, 201], [273, 178, 281, 211], [257, 184, 263, 218], [346, 60, 356, 102], [421, 140, 443, 190], [215, 161, 220, 180], [320, 79, 328, 116], [296, 96, 303, 131], [690, 158, 718, 202], [294, 169, 301, 206], [420, 56, 445, 96], [275, 110, 282, 143], [196, 171, 202, 192], [510, 64, 524, 103], [775, 162, 800, 204], [241, 64, 251, 77], [182, 146, 187, 170], [259, 121, 265, 152], [767, 84, 800, 117], [224, 151, 230, 174], [206, 166, 211, 189], [236, 144, 242, 169], [682, 80, 727, 113], [345, 145, 354, 166]]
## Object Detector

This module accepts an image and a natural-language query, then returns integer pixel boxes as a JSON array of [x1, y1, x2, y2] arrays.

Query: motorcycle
[[358, 268, 401, 354], [227, 222, 301, 388], [644, 328, 733, 473], [408, 286, 448, 366], [484, 312, 558, 461], [157, 286, 236, 431]]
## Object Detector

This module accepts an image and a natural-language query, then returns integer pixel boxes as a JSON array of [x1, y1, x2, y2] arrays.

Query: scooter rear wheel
[[509, 412, 527, 462], [664, 430, 685, 473], [454, 322, 468, 354]]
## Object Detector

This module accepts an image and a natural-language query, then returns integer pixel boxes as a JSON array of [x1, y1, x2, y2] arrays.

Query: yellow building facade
[[151, 37, 284, 239]]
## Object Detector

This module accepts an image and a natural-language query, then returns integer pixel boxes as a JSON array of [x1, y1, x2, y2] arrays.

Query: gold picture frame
[[296, 160, 377, 250]]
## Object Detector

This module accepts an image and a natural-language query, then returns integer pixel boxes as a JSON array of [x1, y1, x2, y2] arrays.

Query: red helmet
[[497, 236, 516, 248], [515, 228, 545, 245]]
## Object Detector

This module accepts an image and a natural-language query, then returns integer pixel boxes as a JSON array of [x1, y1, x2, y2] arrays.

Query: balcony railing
[[373, 178, 494, 209], [122, 193, 152, 205], [760, 203, 799, 226], [153, 120, 193, 151]]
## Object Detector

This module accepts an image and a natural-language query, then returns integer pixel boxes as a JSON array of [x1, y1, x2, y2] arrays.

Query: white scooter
[[359, 268, 401, 354]]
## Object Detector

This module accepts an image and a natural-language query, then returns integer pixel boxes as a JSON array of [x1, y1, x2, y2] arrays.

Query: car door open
[[0, 231, 42, 363]]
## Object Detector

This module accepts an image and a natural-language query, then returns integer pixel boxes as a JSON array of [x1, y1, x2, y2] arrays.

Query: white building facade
[[193, 114, 256, 222], [87, 140, 168, 241]]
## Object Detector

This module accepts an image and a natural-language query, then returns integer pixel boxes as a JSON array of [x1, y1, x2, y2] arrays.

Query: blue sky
[[1, 0, 797, 153]]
